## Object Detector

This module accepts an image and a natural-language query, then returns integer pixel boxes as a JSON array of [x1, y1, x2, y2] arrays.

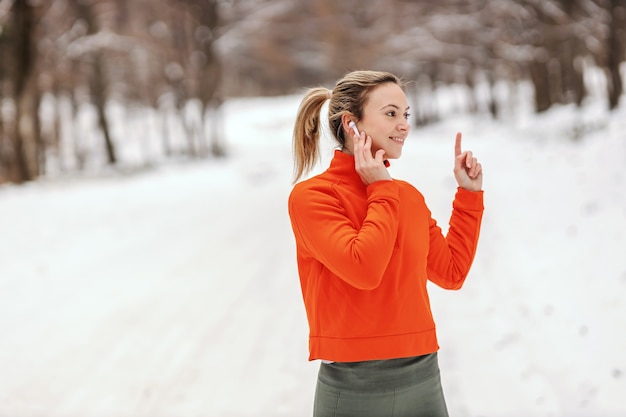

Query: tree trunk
[[207, 99, 226, 158], [10, 0, 39, 183], [558, 37, 586, 106], [160, 106, 172, 157], [73, 0, 117, 164], [530, 60, 552, 113], [91, 54, 116, 164], [606, 0, 625, 110], [0, 98, 5, 182], [553, 0, 586, 107], [71, 90, 87, 170], [189, 0, 224, 158], [179, 107, 197, 158], [571, 56, 586, 107]]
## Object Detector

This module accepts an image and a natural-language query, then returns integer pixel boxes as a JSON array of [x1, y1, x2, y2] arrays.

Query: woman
[[288, 70, 484, 417]]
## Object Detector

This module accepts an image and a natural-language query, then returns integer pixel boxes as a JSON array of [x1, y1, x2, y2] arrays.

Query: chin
[[374, 144, 402, 160], [385, 150, 402, 160]]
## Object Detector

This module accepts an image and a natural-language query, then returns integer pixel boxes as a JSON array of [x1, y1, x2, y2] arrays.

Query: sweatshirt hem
[[309, 328, 439, 362]]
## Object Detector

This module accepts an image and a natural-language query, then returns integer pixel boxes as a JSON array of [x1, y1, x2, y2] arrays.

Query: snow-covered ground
[[0, 86, 625, 417]]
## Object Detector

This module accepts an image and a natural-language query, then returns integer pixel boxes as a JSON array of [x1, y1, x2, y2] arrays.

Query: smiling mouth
[[390, 137, 405, 143]]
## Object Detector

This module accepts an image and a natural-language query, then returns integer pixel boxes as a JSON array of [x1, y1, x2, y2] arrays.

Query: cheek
[[369, 134, 385, 151], [371, 129, 390, 148]]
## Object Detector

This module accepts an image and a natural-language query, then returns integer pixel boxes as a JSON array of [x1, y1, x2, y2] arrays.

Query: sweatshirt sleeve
[[426, 187, 484, 290], [288, 180, 401, 290]]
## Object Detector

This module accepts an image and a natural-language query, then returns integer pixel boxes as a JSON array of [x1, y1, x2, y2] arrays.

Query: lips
[[390, 136, 405, 143]]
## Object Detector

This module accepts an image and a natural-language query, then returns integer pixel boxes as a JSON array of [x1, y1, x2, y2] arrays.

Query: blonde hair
[[292, 70, 403, 182]]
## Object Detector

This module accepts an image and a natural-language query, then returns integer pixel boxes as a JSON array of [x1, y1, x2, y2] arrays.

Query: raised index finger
[[454, 132, 462, 157]]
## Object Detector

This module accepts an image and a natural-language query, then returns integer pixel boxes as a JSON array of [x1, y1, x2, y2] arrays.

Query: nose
[[398, 120, 410, 132]]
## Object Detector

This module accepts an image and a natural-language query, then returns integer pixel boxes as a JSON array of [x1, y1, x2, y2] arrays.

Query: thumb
[[374, 148, 387, 163]]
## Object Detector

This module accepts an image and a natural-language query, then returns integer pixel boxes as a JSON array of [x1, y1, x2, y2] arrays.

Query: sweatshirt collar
[[326, 149, 391, 183], [326, 150, 361, 182]]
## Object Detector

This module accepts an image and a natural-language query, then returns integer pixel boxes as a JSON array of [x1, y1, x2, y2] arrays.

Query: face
[[350, 83, 411, 160]]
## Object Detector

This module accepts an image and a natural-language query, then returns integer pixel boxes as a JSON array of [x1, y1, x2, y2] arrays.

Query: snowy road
[[1, 95, 625, 416], [0, 158, 315, 416]]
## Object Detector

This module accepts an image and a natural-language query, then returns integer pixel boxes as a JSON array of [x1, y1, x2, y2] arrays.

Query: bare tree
[[7, 0, 40, 182], [0, 0, 624, 184], [605, 0, 626, 109], [71, 0, 117, 165], [178, 0, 225, 157]]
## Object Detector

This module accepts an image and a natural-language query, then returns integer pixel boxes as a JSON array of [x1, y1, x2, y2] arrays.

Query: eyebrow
[[380, 104, 411, 111]]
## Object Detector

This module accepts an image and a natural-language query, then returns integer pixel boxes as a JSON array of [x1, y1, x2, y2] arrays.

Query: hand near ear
[[353, 130, 391, 186]]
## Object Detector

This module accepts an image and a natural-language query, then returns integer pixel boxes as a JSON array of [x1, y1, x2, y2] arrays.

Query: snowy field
[[0, 84, 625, 417]]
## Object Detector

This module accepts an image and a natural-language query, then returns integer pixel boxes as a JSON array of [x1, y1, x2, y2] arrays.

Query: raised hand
[[353, 131, 391, 185], [453, 132, 483, 191]]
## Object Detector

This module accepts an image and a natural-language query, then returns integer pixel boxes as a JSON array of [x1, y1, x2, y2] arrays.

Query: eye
[[386, 110, 396, 117], [404, 112, 411, 120]]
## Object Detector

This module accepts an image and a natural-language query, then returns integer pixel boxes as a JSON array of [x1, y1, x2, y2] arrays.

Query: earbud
[[348, 121, 360, 137]]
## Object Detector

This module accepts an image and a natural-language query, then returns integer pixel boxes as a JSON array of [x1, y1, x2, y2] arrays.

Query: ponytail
[[292, 87, 330, 183]]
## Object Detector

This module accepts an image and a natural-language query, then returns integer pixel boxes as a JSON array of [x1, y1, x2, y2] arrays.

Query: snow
[[1, 87, 625, 417]]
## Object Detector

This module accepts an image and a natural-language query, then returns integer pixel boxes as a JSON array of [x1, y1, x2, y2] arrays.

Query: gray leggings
[[313, 353, 449, 417]]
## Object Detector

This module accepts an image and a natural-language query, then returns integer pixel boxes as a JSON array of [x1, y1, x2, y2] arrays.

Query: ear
[[341, 113, 354, 135]]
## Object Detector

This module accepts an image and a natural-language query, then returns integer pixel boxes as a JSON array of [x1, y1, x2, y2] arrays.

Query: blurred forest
[[0, 0, 624, 184]]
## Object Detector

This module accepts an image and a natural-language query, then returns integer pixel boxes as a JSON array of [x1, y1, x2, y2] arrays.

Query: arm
[[427, 188, 484, 289], [288, 180, 400, 290]]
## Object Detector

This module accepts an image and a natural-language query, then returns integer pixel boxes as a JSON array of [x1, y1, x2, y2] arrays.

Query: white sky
[[0, 83, 625, 417]]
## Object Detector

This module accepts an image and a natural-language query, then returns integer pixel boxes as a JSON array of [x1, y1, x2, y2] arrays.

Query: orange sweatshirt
[[288, 150, 484, 362]]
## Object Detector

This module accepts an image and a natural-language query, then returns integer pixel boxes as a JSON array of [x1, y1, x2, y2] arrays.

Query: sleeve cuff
[[453, 187, 484, 210]]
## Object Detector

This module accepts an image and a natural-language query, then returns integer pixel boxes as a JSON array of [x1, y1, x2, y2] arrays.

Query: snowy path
[[1, 95, 625, 417], [0, 159, 316, 416]]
